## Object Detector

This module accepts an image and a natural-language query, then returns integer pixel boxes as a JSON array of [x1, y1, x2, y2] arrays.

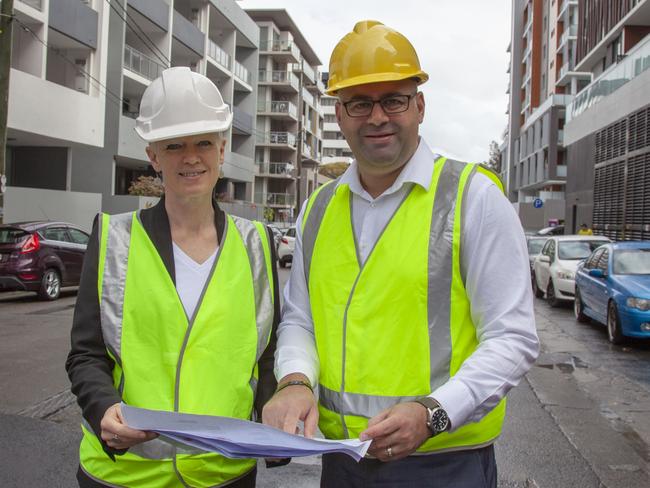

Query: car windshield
[[558, 241, 609, 260], [527, 239, 546, 255], [613, 249, 650, 275], [0, 228, 29, 244]]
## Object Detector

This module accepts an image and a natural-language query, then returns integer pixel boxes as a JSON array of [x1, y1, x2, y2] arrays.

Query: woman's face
[[146, 133, 226, 202]]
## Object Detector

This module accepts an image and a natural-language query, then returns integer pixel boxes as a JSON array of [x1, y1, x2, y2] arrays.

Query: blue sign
[[533, 198, 543, 209]]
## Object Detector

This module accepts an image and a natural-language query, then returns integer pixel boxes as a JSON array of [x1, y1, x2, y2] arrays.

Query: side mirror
[[539, 255, 551, 264], [589, 269, 605, 279]]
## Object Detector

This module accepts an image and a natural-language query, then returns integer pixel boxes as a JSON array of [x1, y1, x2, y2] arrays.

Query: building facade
[[5, 0, 260, 228], [320, 73, 352, 165], [564, 0, 650, 239], [505, 0, 591, 230], [246, 9, 324, 225]]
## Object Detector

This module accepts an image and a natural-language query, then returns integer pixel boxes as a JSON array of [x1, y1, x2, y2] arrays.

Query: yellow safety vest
[[301, 158, 506, 454], [79, 211, 274, 487]]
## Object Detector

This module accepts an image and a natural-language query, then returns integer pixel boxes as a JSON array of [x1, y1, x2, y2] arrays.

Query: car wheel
[[574, 288, 589, 323], [607, 301, 624, 345], [546, 280, 561, 308], [532, 272, 544, 298], [279, 258, 286, 269], [38, 268, 61, 301]]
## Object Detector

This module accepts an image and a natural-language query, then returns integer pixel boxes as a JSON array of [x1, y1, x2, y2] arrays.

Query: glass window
[[68, 228, 90, 245], [584, 249, 603, 269], [613, 249, 650, 275], [285, 228, 296, 238], [558, 241, 610, 260], [0, 228, 29, 244], [597, 250, 609, 272], [527, 238, 546, 256], [40, 227, 70, 243]]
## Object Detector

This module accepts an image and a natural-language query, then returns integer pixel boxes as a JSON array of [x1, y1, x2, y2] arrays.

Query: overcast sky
[[241, 0, 512, 163]]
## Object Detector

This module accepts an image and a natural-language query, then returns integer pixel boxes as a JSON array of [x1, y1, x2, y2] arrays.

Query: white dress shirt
[[276, 139, 539, 431]]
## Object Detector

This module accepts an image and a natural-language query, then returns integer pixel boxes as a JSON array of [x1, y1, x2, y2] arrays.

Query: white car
[[532, 235, 611, 307], [277, 227, 296, 268]]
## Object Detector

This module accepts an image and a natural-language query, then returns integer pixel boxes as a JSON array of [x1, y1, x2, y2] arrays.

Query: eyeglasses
[[342, 93, 418, 118]]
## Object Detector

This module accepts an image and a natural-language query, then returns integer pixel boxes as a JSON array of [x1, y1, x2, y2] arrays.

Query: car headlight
[[556, 270, 575, 280], [626, 298, 650, 311]]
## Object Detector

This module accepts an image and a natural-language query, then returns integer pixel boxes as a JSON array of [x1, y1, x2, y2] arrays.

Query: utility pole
[[294, 61, 303, 220], [0, 0, 14, 224]]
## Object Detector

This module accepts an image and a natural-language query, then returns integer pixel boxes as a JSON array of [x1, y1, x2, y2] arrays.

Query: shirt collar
[[338, 138, 440, 200]]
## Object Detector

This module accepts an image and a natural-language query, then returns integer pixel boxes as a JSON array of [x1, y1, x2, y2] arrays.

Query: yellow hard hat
[[326, 20, 429, 95]]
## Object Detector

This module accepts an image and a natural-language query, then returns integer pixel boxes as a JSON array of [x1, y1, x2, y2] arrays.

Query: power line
[[105, 0, 170, 68]]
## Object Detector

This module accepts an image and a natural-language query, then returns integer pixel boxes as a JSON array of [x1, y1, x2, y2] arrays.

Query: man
[[263, 21, 539, 487], [578, 223, 594, 235], [67, 67, 280, 487]]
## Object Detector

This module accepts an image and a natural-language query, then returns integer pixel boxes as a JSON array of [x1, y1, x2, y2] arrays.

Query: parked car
[[268, 225, 284, 251], [532, 235, 611, 307], [0, 221, 90, 300], [277, 226, 296, 268], [537, 225, 565, 236], [526, 236, 548, 272], [574, 241, 650, 344]]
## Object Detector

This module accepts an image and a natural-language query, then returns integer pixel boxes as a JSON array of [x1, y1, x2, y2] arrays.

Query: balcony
[[259, 39, 301, 64], [556, 164, 567, 178], [568, 33, 650, 120], [233, 60, 251, 85], [558, 0, 577, 19], [207, 38, 231, 72], [523, 15, 533, 36], [172, 9, 204, 57], [558, 25, 577, 49], [258, 70, 299, 92], [292, 60, 315, 84], [124, 44, 165, 81], [255, 192, 296, 207], [558, 129, 565, 146], [258, 162, 295, 178], [256, 131, 296, 148], [257, 100, 298, 120], [19, 0, 42, 10], [232, 107, 253, 136], [302, 88, 314, 107]]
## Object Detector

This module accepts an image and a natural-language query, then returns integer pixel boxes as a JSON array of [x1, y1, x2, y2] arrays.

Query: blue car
[[574, 241, 650, 344]]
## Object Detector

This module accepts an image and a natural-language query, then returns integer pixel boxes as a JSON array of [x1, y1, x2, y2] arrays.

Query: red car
[[0, 221, 90, 300]]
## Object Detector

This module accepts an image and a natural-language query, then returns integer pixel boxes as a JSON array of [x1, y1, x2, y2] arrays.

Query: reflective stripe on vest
[[302, 157, 506, 453], [80, 212, 274, 487]]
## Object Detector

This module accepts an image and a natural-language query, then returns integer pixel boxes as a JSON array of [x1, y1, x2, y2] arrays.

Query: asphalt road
[[1, 272, 650, 487]]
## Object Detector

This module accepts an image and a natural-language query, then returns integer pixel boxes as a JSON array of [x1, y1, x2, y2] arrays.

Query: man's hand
[[262, 374, 318, 438], [360, 402, 430, 462], [100, 403, 158, 450]]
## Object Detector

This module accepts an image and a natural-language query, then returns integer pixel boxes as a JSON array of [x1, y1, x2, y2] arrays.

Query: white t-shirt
[[173, 242, 218, 319]]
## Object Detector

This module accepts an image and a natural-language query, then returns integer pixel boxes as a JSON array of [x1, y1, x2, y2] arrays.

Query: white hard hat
[[135, 67, 232, 142]]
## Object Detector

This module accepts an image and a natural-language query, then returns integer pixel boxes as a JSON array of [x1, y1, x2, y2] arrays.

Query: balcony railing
[[257, 100, 298, 118], [569, 33, 650, 120], [258, 162, 295, 176], [256, 131, 296, 146], [559, 25, 577, 47], [233, 60, 251, 85], [259, 40, 301, 61], [207, 38, 231, 71], [19, 0, 42, 10], [258, 70, 300, 90], [302, 88, 314, 106], [123, 44, 165, 81], [256, 192, 296, 206]]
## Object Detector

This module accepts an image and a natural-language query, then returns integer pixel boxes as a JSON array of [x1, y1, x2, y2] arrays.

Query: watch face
[[430, 408, 449, 433]]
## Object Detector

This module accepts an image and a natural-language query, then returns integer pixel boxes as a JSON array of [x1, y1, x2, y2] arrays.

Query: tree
[[319, 161, 350, 179], [128, 176, 164, 197], [484, 140, 502, 173]]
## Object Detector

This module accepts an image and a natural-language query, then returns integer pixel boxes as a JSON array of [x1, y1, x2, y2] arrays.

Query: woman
[[66, 67, 280, 487]]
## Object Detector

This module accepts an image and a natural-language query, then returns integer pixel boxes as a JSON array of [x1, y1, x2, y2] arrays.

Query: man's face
[[335, 79, 425, 176], [146, 133, 225, 200]]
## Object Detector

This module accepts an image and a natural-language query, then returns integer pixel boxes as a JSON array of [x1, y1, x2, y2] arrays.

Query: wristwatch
[[415, 397, 450, 437]]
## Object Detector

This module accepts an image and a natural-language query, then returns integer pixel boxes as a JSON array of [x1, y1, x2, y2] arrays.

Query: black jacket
[[65, 197, 280, 456]]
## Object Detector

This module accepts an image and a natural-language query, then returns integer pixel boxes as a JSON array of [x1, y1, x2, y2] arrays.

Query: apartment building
[[319, 72, 352, 165], [563, 0, 650, 239], [505, 0, 591, 229], [246, 9, 324, 224], [5, 0, 260, 228]]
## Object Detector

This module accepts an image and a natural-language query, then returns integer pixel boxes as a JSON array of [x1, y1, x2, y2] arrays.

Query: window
[[558, 241, 610, 260], [584, 248, 604, 269], [324, 114, 337, 123], [285, 228, 296, 238], [597, 249, 609, 272], [68, 228, 89, 245], [41, 227, 70, 243], [613, 249, 650, 275], [321, 98, 337, 106]]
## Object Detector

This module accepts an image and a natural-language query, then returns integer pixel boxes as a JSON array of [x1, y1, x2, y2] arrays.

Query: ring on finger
[[112, 433, 120, 442], [386, 446, 393, 458]]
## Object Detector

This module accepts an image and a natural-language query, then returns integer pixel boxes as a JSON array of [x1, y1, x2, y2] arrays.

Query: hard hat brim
[[134, 114, 233, 143], [326, 70, 429, 96]]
